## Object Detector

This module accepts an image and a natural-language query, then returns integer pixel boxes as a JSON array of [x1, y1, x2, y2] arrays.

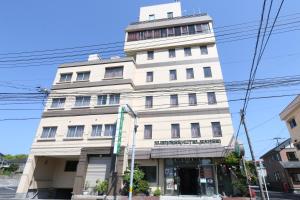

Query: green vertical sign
[[113, 106, 125, 155]]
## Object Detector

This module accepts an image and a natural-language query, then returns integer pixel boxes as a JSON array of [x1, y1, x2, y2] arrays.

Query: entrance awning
[[151, 145, 228, 158]]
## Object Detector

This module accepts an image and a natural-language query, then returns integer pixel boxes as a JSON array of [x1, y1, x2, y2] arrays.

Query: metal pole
[[240, 110, 266, 200], [242, 156, 252, 200], [128, 114, 138, 200], [259, 160, 269, 200]]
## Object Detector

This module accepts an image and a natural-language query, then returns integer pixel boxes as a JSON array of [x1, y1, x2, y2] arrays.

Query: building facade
[[280, 95, 300, 159], [260, 139, 300, 193], [16, 2, 235, 199]]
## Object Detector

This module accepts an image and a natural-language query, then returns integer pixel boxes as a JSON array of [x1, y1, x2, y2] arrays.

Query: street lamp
[[124, 104, 138, 200]]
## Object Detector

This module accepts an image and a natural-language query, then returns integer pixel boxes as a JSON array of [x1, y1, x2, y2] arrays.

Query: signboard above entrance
[[154, 139, 221, 146]]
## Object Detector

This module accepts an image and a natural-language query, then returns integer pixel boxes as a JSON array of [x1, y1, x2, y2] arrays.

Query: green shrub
[[153, 188, 161, 196], [95, 180, 108, 195], [121, 167, 150, 195]]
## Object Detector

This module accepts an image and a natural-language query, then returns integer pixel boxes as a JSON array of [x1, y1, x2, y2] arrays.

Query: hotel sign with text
[[154, 139, 221, 146]]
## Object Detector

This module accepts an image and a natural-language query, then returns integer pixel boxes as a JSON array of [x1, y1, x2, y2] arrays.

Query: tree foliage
[[121, 166, 149, 195]]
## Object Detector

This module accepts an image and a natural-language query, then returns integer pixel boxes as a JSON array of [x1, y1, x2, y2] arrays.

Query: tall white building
[[17, 2, 235, 198]]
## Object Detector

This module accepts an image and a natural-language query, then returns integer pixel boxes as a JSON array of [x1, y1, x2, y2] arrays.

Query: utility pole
[[273, 137, 283, 146], [124, 104, 138, 200], [240, 110, 266, 200]]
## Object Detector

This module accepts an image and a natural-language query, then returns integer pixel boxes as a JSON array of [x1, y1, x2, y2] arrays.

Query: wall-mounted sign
[[113, 106, 125, 155], [154, 139, 221, 146]]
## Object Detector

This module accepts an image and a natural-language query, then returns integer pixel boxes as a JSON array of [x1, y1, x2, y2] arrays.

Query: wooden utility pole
[[240, 110, 266, 200]]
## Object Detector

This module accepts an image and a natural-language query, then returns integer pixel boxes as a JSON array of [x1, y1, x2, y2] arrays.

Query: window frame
[[59, 73, 72, 83], [144, 125, 152, 139], [188, 93, 197, 106], [184, 47, 192, 57], [41, 126, 57, 139], [167, 12, 174, 19], [147, 51, 154, 60], [75, 96, 91, 107], [289, 118, 297, 129], [91, 124, 103, 137], [145, 96, 153, 108], [104, 66, 123, 79], [149, 14, 155, 21], [168, 49, 176, 58], [51, 98, 66, 109], [169, 69, 177, 81], [207, 92, 217, 105], [191, 123, 201, 138], [186, 68, 194, 79], [200, 46, 208, 55], [211, 122, 222, 137], [109, 94, 120, 105], [76, 71, 90, 81], [67, 125, 84, 138], [104, 124, 116, 136], [146, 71, 154, 82], [204, 67, 212, 78], [171, 123, 180, 138], [97, 95, 107, 106], [170, 94, 179, 107]]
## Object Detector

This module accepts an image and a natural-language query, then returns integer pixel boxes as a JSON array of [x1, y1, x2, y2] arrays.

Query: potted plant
[[153, 188, 161, 197], [95, 179, 108, 195]]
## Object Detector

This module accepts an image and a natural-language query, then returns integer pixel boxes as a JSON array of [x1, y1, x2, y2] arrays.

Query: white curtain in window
[[91, 125, 102, 137], [67, 126, 84, 137]]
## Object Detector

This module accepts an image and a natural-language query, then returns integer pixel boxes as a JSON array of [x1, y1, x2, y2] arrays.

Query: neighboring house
[[280, 95, 300, 159], [0, 153, 9, 169], [260, 138, 300, 193], [16, 2, 235, 199], [9, 158, 28, 173]]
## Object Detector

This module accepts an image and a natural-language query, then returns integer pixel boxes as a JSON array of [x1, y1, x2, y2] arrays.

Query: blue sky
[[0, 0, 300, 159]]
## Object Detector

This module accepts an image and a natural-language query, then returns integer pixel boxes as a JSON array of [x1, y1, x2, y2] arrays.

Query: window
[[59, 73, 72, 82], [144, 125, 152, 139], [200, 46, 208, 55], [154, 29, 161, 38], [174, 27, 181, 36], [104, 124, 116, 136], [171, 124, 180, 138], [169, 49, 176, 58], [161, 28, 167, 37], [149, 14, 155, 20], [186, 68, 194, 79], [188, 25, 196, 34], [204, 67, 212, 78], [64, 161, 78, 172], [145, 96, 153, 108], [207, 92, 217, 104], [184, 47, 192, 56], [170, 94, 178, 107], [146, 71, 153, 82], [181, 26, 188, 35], [41, 127, 57, 138], [75, 96, 91, 107], [291, 174, 300, 183], [147, 51, 154, 60], [201, 23, 210, 33], [167, 27, 175, 37], [212, 122, 222, 137], [104, 66, 123, 79], [274, 171, 281, 181], [287, 152, 298, 161], [272, 153, 281, 161], [140, 166, 157, 183], [67, 126, 84, 138], [76, 71, 90, 81], [51, 98, 65, 109], [97, 95, 107, 105], [145, 30, 154, 39], [188, 93, 197, 106], [289, 118, 297, 129], [167, 12, 173, 19], [91, 125, 102, 137], [109, 94, 120, 105], [191, 123, 200, 138], [295, 143, 300, 150], [169, 70, 177, 81]]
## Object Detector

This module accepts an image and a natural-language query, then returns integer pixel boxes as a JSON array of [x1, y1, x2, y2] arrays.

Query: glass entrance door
[[198, 164, 215, 196]]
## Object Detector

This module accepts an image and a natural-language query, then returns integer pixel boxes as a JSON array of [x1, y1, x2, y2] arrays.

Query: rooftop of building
[[126, 13, 212, 32], [260, 138, 293, 159], [59, 56, 134, 68], [280, 95, 300, 120]]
